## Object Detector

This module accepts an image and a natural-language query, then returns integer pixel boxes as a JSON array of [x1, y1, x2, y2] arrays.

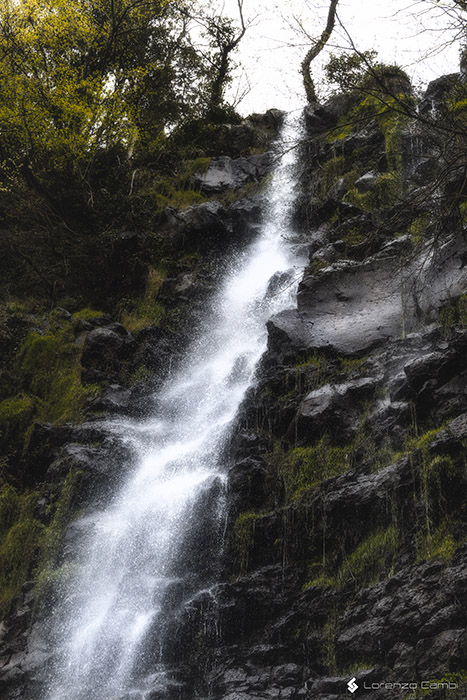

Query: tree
[[301, 0, 339, 103], [0, 0, 247, 302]]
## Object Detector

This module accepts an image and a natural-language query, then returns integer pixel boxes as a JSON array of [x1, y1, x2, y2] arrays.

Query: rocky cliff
[[2, 68, 467, 700], [161, 70, 467, 699]]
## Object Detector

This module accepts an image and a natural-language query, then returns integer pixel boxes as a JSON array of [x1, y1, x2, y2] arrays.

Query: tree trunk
[[301, 0, 339, 103]]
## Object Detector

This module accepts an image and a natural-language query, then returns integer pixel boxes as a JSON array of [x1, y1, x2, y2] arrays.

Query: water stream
[[43, 111, 306, 700]]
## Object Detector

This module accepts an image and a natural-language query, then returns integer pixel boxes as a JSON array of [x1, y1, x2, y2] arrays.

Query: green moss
[[0, 395, 35, 450], [323, 611, 338, 672], [459, 200, 467, 225], [438, 294, 467, 337], [379, 107, 408, 172], [306, 526, 398, 592], [0, 486, 43, 618], [345, 172, 401, 212], [417, 522, 457, 565], [303, 573, 335, 590], [142, 158, 211, 213], [0, 313, 100, 451], [234, 510, 265, 575], [284, 435, 355, 498], [0, 485, 19, 534], [410, 426, 445, 452], [128, 365, 152, 385], [121, 299, 165, 332], [451, 98, 467, 129], [337, 525, 399, 588], [327, 91, 413, 144], [35, 470, 81, 601], [309, 260, 328, 274], [153, 187, 206, 211], [342, 226, 367, 247], [320, 155, 345, 197], [183, 156, 211, 178], [408, 671, 467, 698], [326, 91, 413, 211], [72, 307, 105, 320], [16, 325, 96, 424], [295, 351, 328, 370], [338, 356, 368, 373], [120, 266, 167, 332], [409, 214, 430, 245]]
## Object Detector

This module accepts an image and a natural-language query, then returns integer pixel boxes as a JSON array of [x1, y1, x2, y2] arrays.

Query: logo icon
[[348, 677, 358, 694]]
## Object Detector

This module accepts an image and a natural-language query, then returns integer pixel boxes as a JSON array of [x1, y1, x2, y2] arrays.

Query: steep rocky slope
[[2, 67, 467, 700], [160, 70, 467, 699]]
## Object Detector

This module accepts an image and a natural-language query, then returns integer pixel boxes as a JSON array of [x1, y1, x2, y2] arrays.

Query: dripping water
[[43, 111, 306, 700]]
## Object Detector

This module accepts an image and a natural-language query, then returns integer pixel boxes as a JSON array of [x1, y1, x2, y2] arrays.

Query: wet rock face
[[270, 255, 407, 356], [268, 230, 467, 360], [157, 76, 467, 700]]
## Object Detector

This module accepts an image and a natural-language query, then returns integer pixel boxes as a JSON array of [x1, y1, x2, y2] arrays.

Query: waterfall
[[43, 111, 306, 700]]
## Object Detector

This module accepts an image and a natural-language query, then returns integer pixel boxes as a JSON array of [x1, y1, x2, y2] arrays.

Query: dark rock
[[211, 110, 284, 157], [46, 439, 133, 504], [355, 172, 378, 193], [81, 324, 137, 374], [159, 201, 229, 251], [447, 412, 467, 439], [304, 93, 360, 134], [366, 400, 412, 447], [416, 629, 467, 678], [411, 158, 441, 187], [53, 307, 72, 320], [21, 421, 112, 485], [419, 73, 460, 117], [192, 153, 273, 195], [86, 384, 132, 414], [295, 377, 380, 444], [227, 458, 267, 511], [268, 256, 408, 357]]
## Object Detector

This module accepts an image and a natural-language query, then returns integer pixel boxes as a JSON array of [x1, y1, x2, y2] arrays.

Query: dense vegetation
[[0, 0, 244, 307]]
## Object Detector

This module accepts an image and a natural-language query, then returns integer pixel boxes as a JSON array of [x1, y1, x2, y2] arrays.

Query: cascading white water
[[43, 111, 306, 700]]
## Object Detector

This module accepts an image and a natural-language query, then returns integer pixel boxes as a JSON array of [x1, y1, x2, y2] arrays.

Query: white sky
[[213, 0, 463, 114]]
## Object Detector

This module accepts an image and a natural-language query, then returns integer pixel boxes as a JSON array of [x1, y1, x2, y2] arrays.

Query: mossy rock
[[0, 485, 43, 618], [16, 324, 97, 424], [0, 395, 35, 452]]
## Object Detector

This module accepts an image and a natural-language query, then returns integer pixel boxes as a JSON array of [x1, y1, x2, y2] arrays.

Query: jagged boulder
[[191, 153, 273, 195], [81, 323, 136, 379], [294, 377, 381, 444]]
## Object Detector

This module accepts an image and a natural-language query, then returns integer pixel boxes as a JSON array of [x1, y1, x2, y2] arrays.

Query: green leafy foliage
[[0, 0, 243, 306], [345, 172, 402, 212], [324, 50, 378, 92]]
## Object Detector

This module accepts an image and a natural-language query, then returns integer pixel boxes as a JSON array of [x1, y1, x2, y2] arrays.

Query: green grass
[[283, 435, 356, 499], [304, 525, 399, 591]]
